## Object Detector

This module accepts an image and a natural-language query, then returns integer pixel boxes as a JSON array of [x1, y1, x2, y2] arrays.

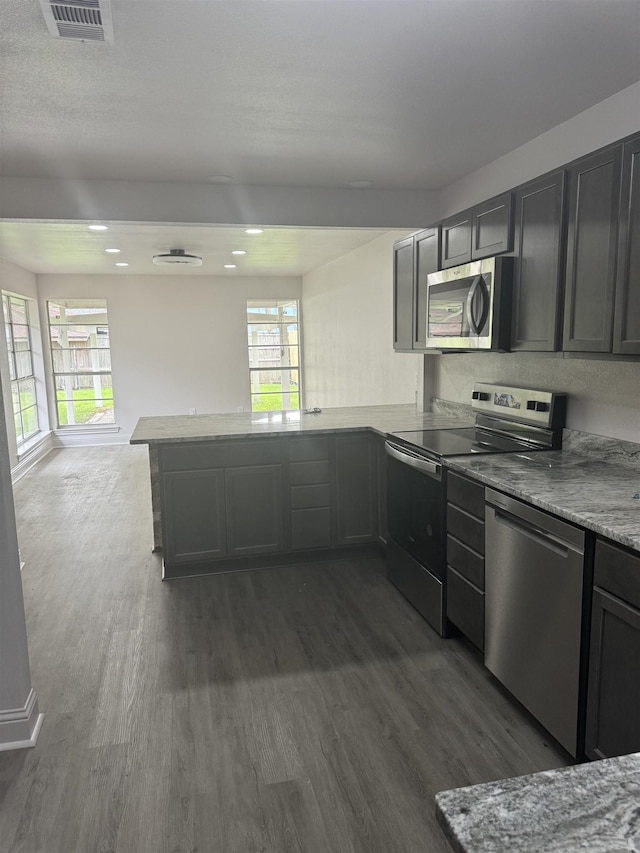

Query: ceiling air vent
[[39, 0, 114, 43]]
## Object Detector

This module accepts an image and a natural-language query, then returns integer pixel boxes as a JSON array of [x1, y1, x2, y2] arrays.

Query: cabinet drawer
[[447, 534, 484, 588], [289, 436, 330, 462], [290, 484, 330, 509], [447, 504, 484, 555], [162, 439, 282, 472], [290, 460, 331, 486], [446, 566, 484, 652], [594, 540, 640, 610], [291, 508, 332, 550], [447, 472, 484, 518]]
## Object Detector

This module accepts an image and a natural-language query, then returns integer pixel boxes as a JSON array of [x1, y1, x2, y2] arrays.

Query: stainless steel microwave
[[425, 256, 513, 351]]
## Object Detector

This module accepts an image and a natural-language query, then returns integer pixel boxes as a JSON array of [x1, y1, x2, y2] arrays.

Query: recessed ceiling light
[[105, 248, 121, 253], [207, 175, 235, 184], [231, 250, 246, 256], [115, 262, 129, 267], [88, 224, 108, 231], [245, 228, 263, 235], [348, 180, 374, 188], [224, 264, 237, 269]]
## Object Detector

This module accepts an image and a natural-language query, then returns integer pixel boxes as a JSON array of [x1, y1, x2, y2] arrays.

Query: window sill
[[16, 431, 51, 461], [54, 424, 121, 436]]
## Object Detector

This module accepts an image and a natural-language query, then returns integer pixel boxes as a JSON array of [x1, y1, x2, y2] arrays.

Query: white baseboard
[[52, 427, 130, 448], [0, 689, 44, 751]]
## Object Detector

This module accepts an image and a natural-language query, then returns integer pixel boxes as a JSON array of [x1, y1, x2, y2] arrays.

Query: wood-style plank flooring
[[1, 446, 570, 853]]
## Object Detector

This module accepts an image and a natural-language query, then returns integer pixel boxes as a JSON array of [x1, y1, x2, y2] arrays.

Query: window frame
[[47, 299, 116, 428], [246, 299, 302, 413], [2, 292, 40, 445]]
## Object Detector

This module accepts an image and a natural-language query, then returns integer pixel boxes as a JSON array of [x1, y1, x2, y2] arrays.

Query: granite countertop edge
[[434, 751, 640, 853]]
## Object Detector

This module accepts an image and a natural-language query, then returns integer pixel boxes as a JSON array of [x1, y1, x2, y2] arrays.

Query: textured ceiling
[[1, 0, 639, 275], [0, 221, 404, 276]]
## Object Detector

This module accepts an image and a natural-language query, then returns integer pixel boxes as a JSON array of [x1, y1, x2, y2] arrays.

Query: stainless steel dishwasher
[[485, 489, 585, 756]]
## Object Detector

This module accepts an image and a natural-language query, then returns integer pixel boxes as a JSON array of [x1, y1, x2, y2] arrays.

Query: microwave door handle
[[465, 275, 489, 334]]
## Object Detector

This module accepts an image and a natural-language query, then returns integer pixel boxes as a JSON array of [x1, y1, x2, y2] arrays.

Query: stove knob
[[526, 400, 550, 412]]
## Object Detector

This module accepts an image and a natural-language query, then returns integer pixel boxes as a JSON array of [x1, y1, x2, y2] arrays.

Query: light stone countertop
[[129, 403, 473, 444], [445, 449, 640, 553], [435, 752, 640, 853]]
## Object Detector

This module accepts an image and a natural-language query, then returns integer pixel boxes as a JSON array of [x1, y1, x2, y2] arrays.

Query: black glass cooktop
[[391, 427, 535, 458]]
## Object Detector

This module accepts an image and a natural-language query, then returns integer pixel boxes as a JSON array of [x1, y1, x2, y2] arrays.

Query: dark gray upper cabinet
[[585, 539, 640, 760], [413, 228, 440, 348], [470, 192, 513, 261], [393, 228, 439, 351], [440, 211, 472, 268], [563, 143, 623, 352], [393, 236, 415, 351], [440, 192, 512, 269], [613, 134, 640, 355], [511, 171, 566, 352]]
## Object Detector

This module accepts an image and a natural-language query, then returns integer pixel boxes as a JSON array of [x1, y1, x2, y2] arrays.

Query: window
[[48, 299, 115, 427], [3, 293, 40, 444], [247, 300, 301, 412]]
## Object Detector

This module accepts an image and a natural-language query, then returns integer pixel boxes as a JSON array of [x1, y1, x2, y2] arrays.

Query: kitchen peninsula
[[130, 403, 473, 578]]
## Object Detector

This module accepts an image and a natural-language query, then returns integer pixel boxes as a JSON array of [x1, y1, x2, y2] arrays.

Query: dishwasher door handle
[[491, 508, 580, 557]]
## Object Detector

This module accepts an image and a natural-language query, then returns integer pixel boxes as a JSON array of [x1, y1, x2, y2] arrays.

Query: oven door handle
[[385, 440, 441, 478]]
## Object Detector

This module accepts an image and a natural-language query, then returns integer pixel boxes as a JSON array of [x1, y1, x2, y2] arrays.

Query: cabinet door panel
[[162, 469, 226, 564], [225, 464, 284, 557], [413, 228, 440, 348], [291, 508, 332, 550], [441, 213, 472, 268], [511, 172, 565, 351], [446, 566, 484, 651], [613, 134, 640, 354], [393, 236, 415, 351], [471, 192, 513, 260], [563, 145, 622, 352], [335, 434, 377, 545], [585, 587, 640, 760]]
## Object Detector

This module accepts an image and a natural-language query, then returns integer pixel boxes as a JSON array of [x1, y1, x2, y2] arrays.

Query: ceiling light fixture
[[115, 262, 128, 267], [224, 264, 237, 269], [245, 228, 263, 235], [231, 250, 246, 256], [152, 248, 203, 266], [105, 248, 121, 253], [88, 224, 108, 231]]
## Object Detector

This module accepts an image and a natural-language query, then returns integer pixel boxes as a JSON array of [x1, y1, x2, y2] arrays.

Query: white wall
[[36, 274, 302, 439], [302, 232, 423, 408], [439, 82, 640, 218], [0, 259, 49, 469]]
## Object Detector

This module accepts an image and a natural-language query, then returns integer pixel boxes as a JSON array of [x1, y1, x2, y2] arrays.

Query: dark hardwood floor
[[0, 446, 570, 853]]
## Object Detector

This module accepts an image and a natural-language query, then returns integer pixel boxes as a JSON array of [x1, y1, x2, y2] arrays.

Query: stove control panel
[[471, 383, 567, 431]]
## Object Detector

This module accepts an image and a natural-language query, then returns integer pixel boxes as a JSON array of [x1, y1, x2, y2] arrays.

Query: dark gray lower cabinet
[[163, 468, 226, 563], [160, 433, 378, 571], [225, 465, 284, 557], [585, 539, 640, 760], [336, 433, 377, 545], [445, 471, 485, 651]]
